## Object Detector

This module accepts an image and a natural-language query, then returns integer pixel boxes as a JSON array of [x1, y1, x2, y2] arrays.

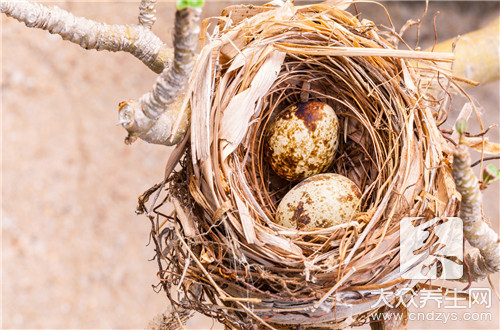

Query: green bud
[[456, 120, 467, 136], [483, 164, 500, 186], [177, 0, 204, 9]]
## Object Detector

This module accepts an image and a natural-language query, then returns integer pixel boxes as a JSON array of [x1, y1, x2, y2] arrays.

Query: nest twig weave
[[139, 1, 464, 328]]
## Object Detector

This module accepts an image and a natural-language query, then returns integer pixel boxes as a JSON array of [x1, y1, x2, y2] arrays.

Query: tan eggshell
[[266, 101, 339, 182], [276, 173, 361, 230]]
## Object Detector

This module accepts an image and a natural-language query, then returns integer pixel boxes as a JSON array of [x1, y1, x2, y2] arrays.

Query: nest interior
[[139, 1, 464, 328]]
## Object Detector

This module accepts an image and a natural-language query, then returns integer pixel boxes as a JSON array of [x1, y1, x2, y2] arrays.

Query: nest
[[139, 2, 464, 328]]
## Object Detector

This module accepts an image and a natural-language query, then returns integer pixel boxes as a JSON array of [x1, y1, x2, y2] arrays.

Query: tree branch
[[138, 0, 157, 29], [1, 0, 172, 73], [452, 143, 500, 282], [433, 16, 500, 87], [119, 6, 201, 145]]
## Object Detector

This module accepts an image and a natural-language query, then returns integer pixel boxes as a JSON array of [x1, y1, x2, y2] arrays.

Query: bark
[[119, 7, 201, 145], [1, 0, 172, 73], [138, 0, 157, 29], [452, 144, 500, 282], [433, 16, 500, 87]]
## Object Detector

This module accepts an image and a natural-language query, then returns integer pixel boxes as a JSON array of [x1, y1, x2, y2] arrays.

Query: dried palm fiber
[[138, 1, 485, 328]]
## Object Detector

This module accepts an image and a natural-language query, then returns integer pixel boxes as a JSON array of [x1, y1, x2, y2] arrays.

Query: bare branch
[[1, 0, 172, 73], [139, 0, 157, 29], [433, 16, 500, 87], [141, 7, 200, 120], [452, 144, 500, 282], [119, 6, 201, 145]]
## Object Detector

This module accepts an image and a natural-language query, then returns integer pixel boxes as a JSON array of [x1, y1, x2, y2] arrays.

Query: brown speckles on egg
[[267, 101, 340, 182], [351, 183, 362, 198], [275, 173, 361, 230], [291, 201, 311, 228], [295, 101, 325, 132]]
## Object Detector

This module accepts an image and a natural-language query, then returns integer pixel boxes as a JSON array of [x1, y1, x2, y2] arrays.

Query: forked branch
[[2, 0, 203, 145], [1, 0, 172, 73], [119, 5, 201, 145]]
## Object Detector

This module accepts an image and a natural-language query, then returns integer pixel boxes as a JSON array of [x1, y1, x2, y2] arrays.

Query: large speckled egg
[[266, 101, 339, 182], [276, 173, 361, 230]]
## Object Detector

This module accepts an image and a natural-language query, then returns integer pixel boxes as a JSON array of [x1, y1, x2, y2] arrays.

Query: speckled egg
[[266, 101, 339, 182], [276, 173, 361, 230]]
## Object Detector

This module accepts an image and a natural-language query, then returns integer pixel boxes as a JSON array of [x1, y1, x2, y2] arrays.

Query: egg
[[266, 101, 339, 182], [275, 173, 361, 230]]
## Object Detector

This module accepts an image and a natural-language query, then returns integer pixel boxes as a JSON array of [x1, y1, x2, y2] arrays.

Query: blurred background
[[2, 1, 498, 329]]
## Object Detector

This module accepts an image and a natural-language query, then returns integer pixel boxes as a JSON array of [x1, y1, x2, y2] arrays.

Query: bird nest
[[138, 1, 463, 328]]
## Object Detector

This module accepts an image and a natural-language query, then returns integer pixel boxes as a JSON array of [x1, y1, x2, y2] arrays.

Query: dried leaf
[[219, 49, 286, 160], [233, 193, 258, 245], [255, 226, 304, 257], [461, 136, 500, 154], [172, 197, 197, 238], [221, 5, 272, 25], [200, 247, 215, 263], [191, 47, 213, 162]]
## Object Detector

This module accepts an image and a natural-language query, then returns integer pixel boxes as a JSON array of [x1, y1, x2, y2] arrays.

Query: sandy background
[[2, 1, 499, 329]]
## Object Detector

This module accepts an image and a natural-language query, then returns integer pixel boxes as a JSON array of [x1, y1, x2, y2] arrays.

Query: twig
[[471, 156, 500, 168], [173, 223, 277, 330], [1, 0, 172, 73], [312, 267, 356, 311]]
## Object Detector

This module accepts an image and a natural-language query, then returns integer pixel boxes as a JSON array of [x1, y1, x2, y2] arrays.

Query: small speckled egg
[[276, 173, 361, 230], [266, 101, 339, 182]]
